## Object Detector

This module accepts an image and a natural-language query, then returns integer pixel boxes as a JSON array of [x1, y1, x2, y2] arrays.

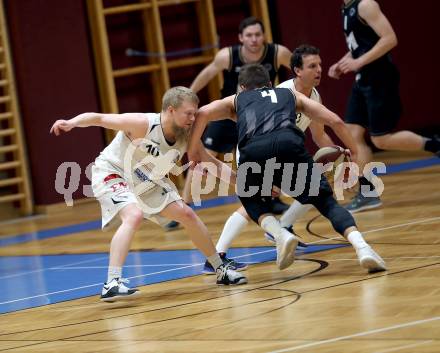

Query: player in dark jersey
[[164, 17, 292, 231], [188, 63, 387, 273], [329, 0, 440, 213], [191, 17, 291, 154]]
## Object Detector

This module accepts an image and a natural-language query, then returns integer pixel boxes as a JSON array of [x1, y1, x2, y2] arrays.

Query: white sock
[[260, 215, 283, 241], [107, 266, 122, 283], [347, 231, 368, 250], [280, 201, 313, 228], [216, 211, 249, 253], [207, 253, 223, 270]]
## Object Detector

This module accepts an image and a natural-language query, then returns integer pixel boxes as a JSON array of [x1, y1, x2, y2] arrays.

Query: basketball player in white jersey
[[202, 45, 346, 273], [50, 87, 247, 302]]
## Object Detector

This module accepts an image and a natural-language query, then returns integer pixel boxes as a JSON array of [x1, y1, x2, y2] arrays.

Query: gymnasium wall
[[4, 0, 439, 207], [272, 0, 439, 144], [5, 0, 103, 205], [5, 0, 253, 206]]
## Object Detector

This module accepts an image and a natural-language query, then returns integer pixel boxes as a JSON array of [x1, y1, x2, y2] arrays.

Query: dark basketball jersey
[[221, 43, 278, 98], [342, 0, 392, 72], [235, 87, 298, 148]]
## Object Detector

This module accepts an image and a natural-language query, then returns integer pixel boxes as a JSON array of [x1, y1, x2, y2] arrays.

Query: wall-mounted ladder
[[0, 0, 32, 215], [87, 0, 273, 189], [87, 0, 221, 142], [87, 0, 272, 140]]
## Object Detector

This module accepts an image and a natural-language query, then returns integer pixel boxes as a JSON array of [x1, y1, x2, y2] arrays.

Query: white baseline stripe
[[374, 340, 433, 353], [328, 255, 440, 263], [293, 216, 440, 247], [268, 317, 440, 353], [363, 216, 440, 235], [231, 216, 440, 261], [52, 263, 203, 269], [52, 262, 260, 271], [0, 256, 108, 281], [0, 263, 199, 305]]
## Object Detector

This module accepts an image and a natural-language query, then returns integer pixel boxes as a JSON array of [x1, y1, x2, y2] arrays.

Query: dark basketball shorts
[[236, 129, 333, 223], [202, 119, 238, 153], [345, 66, 401, 136]]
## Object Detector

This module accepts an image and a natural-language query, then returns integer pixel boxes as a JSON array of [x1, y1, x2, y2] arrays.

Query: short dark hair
[[238, 64, 271, 90], [290, 44, 320, 77], [238, 16, 265, 34]]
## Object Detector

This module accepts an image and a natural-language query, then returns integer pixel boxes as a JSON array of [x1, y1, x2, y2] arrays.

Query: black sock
[[424, 138, 440, 154], [359, 176, 380, 197], [359, 176, 375, 190]]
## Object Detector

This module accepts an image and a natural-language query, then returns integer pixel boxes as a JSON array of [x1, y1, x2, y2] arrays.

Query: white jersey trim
[[276, 79, 321, 132]]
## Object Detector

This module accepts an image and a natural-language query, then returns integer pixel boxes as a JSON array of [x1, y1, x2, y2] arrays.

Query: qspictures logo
[[54, 139, 386, 213]]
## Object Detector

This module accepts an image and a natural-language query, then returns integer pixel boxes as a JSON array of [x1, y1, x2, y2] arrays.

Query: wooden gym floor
[[0, 151, 439, 352]]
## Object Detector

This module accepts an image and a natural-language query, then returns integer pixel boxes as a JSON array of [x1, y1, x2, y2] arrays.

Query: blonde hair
[[162, 86, 199, 111]]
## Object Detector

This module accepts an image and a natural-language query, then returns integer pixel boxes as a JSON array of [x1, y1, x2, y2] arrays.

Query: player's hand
[[187, 143, 204, 170], [338, 57, 362, 74], [50, 120, 75, 136], [339, 146, 352, 158], [328, 63, 343, 79], [187, 155, 202, 170], [331, 145, 350, 157], [335, 146, 358, 165], [271, 186, 281, 198], [345, 149, 359, 165], [333, 148, 358, 185]]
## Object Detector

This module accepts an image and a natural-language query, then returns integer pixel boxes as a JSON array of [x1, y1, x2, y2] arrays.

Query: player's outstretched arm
[[295, 92, 358, 162], [190, 48, 230, 93], [195, 143, 236, 185], [309, 121, 335, 148], [50, 112, 148, 139], [187, 95, 236, 162]]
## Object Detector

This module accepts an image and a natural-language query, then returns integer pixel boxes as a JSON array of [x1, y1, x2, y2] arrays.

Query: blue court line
[[0, 195, 239, 248], [0, 244, 347, 314], [191, 194, 238, 209], [0, 156, 438, 248], [383, 156, 440, 174], [0, 220, 102, 247]]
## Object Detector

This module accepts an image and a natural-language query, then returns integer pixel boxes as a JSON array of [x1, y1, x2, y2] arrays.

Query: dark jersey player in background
[[191, 17, 291, 156], [329, 0, 440, 213], [189, 17, 292, 215], [188, 63, 387, 274], [164, 17, 292, 231]]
